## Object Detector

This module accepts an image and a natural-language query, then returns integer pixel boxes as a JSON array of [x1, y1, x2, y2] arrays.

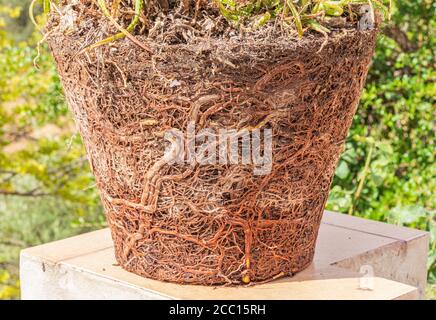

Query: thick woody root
[[46, 1, 378, 285]]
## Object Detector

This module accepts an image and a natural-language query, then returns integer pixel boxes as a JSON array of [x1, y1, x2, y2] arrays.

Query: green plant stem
[[81, 0, 151, 53], [285, 0, 303, 37], [348, 142, 374, 215]]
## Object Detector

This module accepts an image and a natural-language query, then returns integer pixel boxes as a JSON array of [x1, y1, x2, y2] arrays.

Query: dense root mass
[[46, 1, 378, 285]]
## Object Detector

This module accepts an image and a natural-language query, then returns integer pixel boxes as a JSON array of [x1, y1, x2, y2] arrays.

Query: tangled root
[[46, 1, 378, 285]]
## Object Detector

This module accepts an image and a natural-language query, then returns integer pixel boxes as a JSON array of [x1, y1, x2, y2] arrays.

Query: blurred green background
[[0, 0, 434, 299]]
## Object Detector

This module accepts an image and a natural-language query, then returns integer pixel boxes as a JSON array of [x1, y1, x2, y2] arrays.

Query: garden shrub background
[[0, 0, 434, 299]]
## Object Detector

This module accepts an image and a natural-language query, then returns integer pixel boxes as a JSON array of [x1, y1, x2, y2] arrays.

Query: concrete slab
[[20, 211, 429, 300]]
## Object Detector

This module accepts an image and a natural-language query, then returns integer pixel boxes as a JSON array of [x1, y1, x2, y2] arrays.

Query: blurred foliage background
[[0, 0, 434, 299]]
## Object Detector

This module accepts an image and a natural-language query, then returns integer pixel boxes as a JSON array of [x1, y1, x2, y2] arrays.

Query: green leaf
[[336, 161, 350, 179]]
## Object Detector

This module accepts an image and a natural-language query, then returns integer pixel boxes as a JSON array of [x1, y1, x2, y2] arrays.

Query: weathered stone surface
[[20, 211, 428, 300]]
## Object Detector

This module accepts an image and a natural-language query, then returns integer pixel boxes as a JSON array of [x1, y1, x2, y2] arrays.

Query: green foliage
[[0, 270, 20, 300], [326, 0, 435, 284], [0, 0, 434, 299], [0, 1, 105, 299], [30, 0, 391, 40], [216, 0, 391, 37]]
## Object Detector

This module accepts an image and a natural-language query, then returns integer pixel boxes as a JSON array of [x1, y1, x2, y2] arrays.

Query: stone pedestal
[[20, 211, 429, 300]]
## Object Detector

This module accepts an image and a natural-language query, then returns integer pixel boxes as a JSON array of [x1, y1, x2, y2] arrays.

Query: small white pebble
[[169, 79, 182, 88], [358, 5, 375, 31]]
